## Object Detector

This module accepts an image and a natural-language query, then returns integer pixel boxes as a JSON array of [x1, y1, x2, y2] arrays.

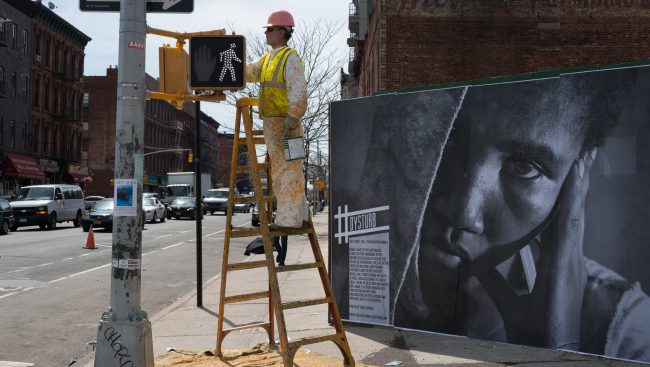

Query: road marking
[[0, 361, 34, 366], [154, 234, 173, 239], [48, 263, 111, 284], [143, 251, 159, 256], [161, 242, 185, 250]]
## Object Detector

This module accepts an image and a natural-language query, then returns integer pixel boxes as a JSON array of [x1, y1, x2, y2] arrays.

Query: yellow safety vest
[[259, 47, 301, 118]]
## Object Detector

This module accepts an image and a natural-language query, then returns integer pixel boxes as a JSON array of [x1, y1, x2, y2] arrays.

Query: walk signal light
[[159, 44, 190, 95], [189, 35, 246, 90]]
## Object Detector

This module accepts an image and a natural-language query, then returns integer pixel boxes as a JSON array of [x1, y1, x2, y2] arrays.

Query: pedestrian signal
[[188, 151, 194, 163], [190, 35, 246, 90]]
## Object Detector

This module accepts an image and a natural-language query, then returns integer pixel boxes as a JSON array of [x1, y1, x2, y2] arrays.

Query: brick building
[[215, 132, 251, 194], [344, 0, 650, 97], [82, 67, 220, 196], [0, 0, 90, 196]]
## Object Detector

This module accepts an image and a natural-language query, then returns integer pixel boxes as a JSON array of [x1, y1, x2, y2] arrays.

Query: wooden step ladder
[[215, 97, 355, 366]]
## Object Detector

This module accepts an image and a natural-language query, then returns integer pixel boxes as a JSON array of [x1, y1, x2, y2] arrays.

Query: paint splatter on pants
[[264, 116, 308, 228]]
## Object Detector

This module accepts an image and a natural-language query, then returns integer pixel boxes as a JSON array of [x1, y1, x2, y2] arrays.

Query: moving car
[[0, 198, 15, 235], [202, 188, 229, 215], [143, 197, 166, 223], [233, 196, 251, 213], [10, 185, 84, 230], [82, 198, 146, 232], [167, 196, 205, 220], [84, 195, 105, 210]]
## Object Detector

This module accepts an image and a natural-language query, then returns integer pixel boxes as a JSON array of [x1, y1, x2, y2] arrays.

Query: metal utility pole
[[194, 99, 203, 307], [94, 0, 153, 365]]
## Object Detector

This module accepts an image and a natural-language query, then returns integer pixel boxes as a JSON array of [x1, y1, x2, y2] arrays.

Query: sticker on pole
[[190, 36, 246, 90], [114, 179, 137, 216], [284, 136, 305, 161]]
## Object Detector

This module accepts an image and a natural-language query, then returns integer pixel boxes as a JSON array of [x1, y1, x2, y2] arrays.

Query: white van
[[10, 184, 85, 230]]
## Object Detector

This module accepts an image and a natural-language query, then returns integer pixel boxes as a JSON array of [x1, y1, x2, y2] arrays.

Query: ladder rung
[[235, 163, 270, 174], [222, 321, 270, 334], [224, 291, 270, 304], [282, 297, 332, 310], [231, 227, 262, 238], [226, 260, 267, 271], [276, 261, 323, 273], [289, 332, 344, 349], [251, 129, 264, 136], [237, 137, 265, 145], [270, 226, 313, 236]]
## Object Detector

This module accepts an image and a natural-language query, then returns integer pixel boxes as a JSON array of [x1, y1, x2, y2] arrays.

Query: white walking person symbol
[[219, 43, 242, 82]]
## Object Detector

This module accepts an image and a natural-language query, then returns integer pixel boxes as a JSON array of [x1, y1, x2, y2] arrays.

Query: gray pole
[[94, 0, 153, 366], [195, 100, 203, 307]]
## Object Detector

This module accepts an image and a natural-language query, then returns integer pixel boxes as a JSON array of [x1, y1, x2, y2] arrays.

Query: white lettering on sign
[[128, 41, 144, 50]]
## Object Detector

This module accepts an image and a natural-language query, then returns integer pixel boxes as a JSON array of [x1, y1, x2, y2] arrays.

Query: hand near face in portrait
[[476, 148, 597, 348]]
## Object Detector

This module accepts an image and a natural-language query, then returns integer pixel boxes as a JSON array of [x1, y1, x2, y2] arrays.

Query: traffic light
[[190, 35, 246, 90], [188, 151, 194, 163], [159, 44, 190, 95]]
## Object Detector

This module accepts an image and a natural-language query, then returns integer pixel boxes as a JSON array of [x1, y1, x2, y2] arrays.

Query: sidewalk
[[80, 208, 646, 367]]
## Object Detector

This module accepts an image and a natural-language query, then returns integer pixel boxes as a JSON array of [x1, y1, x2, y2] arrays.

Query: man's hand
[[193, 45, 217, 82]]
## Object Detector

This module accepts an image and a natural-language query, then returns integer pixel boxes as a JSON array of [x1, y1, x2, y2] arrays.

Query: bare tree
[[225, 19, 345, 185]]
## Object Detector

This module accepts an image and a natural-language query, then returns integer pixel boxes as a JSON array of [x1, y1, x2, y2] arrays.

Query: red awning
[[0, 153, 46, 180], [65, 172, 93, 183]]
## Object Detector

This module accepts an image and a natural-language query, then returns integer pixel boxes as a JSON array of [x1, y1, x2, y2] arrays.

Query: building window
[[0, 21, 5, 45], [21, 123, 26, 149], [44, 81, 50, 111], [53, 86, 59, 115], [54, 44, 60, 73], [9, 120, 15, 147], [12, 24, 17, 49], [0, 117, 3, 144], [63, 49, 68, 77], [22, 30, 29, 56], [0, 66, 4, 95], [33, 123, 39, 153], [44, 38, 50, 67], [43, 127, 49, 155], [21, 75, 28, 102], [11, 72, 16, 99], [34, 77, 40, 108], [35, 33, 41, 63]]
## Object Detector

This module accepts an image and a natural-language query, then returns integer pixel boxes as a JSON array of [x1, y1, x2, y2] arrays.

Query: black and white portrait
[[330, 66, 650, 363]]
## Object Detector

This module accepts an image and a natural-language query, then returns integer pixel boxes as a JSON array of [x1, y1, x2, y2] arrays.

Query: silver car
[[143, 197, 166, 223]]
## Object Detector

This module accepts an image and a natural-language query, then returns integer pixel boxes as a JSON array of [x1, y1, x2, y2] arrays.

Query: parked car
[[84, 195, 105, 210], [167, 196, 205, 220], [0, 198, 15, 235], [10, 185, 84, 230], [82, 198, 146, 232], [143, 192, 161, 200], [234, 197, 251, 213], [143, 197, 166, 223], [202, 188, 229, 215]]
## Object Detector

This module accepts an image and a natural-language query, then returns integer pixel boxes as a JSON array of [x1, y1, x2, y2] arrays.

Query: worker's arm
[[245, 54, 264, 83], [285, 53, 308, 121]]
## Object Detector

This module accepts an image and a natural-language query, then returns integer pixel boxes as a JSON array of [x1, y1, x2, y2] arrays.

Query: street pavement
[[65, 207, 650, 366], [0, 211, 252, 367]]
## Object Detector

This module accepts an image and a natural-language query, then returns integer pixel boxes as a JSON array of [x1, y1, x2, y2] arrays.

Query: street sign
[[190, 36, 246, 90], [80, 0, 193, 12]]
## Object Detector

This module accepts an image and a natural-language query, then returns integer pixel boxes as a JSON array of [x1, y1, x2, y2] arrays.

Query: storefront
[[64, 164, 93, 190], [0, 153, 46, 196], [38, 159, 60, 184]]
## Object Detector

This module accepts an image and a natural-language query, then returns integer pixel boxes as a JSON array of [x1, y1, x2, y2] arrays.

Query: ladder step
[[282, 297, 332, 310], [251, 129, 264, 136], [232, 194, 274, 204], [222, 321, 270, 334], [276, 261, 323, 273], [237, 137, 265, 145], [270, 226, 313, 236], [289, 332, 345, 349], [226, 260, 267, 271], [235, 163, 270, 174], [231, 227, 262, 238], [224, 291, 270, 304]]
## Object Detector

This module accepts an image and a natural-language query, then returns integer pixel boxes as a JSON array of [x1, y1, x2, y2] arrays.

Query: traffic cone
[[84, 224, 96, 250]]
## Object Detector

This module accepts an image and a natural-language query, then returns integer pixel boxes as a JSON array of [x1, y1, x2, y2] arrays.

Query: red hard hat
[[265, 10, 295, 28]]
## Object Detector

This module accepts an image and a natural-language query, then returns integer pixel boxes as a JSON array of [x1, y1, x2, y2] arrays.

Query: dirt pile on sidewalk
[[155, 343, 375, 366]]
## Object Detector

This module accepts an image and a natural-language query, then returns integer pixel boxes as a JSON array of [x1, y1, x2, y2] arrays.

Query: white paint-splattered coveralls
[[246, 46, 308, 228]]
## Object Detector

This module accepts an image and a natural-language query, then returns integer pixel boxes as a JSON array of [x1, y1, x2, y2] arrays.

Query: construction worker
[[246, 10, 308, 229]]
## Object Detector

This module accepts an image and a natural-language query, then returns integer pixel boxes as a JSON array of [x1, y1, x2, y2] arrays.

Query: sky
[[51, 0, 352, 132]]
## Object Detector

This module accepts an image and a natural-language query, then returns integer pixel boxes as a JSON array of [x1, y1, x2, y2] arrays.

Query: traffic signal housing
[[159, 44, 190, 95], [190, 35, 246, 90]]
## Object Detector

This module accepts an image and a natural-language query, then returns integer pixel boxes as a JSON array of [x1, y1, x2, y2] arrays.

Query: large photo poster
[[330, 66, 650, 363]]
